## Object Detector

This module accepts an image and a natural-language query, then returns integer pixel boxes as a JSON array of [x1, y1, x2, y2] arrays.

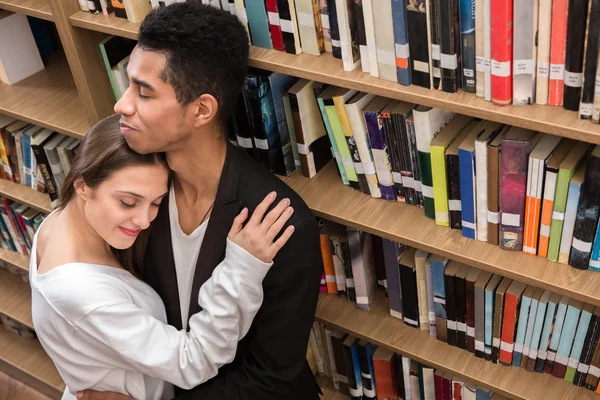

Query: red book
[[372, 348, 399, 400], [265, 0, 285, 51], [499, 281, 527, 364], [548, 0, 569, 106], [452, 379, 464, 400], [434, 370, 444, 400], [490, 0, 513, 105], [442, 373, 453, 400]]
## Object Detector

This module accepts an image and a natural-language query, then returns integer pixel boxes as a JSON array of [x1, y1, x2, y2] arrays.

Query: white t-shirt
[[168, 187, 209, 328], [30, 211, 272, 400]]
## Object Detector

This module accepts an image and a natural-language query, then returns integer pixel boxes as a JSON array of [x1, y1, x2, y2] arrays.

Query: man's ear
[[74, 177, 92, 201], [191, 94, 219, 129]]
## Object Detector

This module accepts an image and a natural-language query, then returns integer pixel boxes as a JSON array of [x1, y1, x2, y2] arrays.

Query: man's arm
[[176, 215, 323, 399]]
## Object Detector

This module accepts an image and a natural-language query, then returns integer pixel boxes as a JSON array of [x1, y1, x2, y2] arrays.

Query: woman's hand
[[228, 192, 295, 263]]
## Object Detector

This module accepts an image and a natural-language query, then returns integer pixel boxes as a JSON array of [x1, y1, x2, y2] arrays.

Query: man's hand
[[76, 390, 132, 400]]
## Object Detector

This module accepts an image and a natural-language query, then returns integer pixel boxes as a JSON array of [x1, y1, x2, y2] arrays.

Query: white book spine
[[475, 0, 486, 97], [512, 0, 539, 105], [335, 0, 361, 71], [483, 0, 492, 101], [372, 0, 397, 82], [362, 0, 379, 77], [536, 0, 552, 104]]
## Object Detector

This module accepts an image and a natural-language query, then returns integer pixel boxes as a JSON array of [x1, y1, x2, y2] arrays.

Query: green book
[[98, 36, 136, 101], [547, 142, 591, 261], [324, 88, 359, 189], [430, 115, 474, 226], [317, 86, 349, 185]]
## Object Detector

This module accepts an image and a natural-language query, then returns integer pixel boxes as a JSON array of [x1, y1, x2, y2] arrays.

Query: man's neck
[[166, 130, 227, 205]]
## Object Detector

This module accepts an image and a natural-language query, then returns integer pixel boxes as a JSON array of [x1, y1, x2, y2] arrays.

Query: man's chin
[[123, 137, 153, 155]]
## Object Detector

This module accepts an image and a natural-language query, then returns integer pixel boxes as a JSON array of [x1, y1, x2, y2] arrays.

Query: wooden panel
[[281, 162, 600, 308], [0, 327, 64, 399], [0, 250, 29, 273], [0, 180, 52, 214], [0, 268, 32, 329], [48, 0, 115, 125], [0, 0, 53, 21], [0, 54, 88, 139], [0, 368, 53, 400], [316, 292, 596, 400], [70, 10, 138, 40]]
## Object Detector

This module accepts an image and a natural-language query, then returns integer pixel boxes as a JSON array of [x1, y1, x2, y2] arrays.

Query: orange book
[[372, 347, 399, 399], [548, 0, 569, 106], [320, 233, 337, 294], [499, 281, 527, 364], [523, 195, 541, 255]]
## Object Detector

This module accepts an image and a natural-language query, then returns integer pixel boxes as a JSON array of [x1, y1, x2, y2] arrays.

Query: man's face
[[114, 47, 191, 154]]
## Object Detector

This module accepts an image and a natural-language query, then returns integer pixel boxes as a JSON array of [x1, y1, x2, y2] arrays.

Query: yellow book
[[430, 115, 475, 226]]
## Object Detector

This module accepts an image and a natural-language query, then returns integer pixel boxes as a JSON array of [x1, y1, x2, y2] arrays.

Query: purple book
[[365, 109, 397, 201], [499, 128, 543, 251]]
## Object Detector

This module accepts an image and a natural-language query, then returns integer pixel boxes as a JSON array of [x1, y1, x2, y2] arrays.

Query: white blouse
[[30, 221, 271, 400]]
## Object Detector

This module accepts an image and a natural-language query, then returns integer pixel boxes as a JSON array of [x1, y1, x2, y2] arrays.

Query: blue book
[[391, 0, 411, 85], [512, 286, 534, 366], [484, 274, 502, 360], [459, 0, 476, 92], [365, 343, 377, 399], [536, 293, 561, 372], [546, 296, 571, 372], [431, 255, 449, 340], [528, 290, 552, 370], [589, 217, 600, 271], [317, 87, 349, 185], [458, 129, 479, 239], [382, 238, 403, 320], [245, 0, 273, 49], [565, 304, 593, 382], [21, 126, 36, 188], [476, 388, 493, 400], [268, 72, 298, 176], [350, 339, 364, 397], [553, 300, 582, 378], [522, 288, 544, 368]]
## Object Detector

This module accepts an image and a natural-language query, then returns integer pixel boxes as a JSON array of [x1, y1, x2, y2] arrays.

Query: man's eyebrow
[[132, 77, 155, 91], [117, 191, 144, 199]]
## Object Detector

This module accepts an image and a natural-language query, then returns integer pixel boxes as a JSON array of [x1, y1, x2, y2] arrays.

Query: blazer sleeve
[[70, 239, 271, 390], [174, 215, 323, 400]]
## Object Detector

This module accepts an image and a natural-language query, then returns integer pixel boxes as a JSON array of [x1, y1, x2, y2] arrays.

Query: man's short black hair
[[138, 2, 249, 128]]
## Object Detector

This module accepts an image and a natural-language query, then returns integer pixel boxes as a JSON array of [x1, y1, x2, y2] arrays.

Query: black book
[[358, 341, 376, 400], [276, 0, 299, 54], [233, 91, 256, 158], [399, 248, 420, 328], [431, 0, 443, 89], [440, 0, 462, 92], [563, 0, 590, 110], [328, 0, 343, 59], [575, 310, 600, 386], [454, 264, 470, 350], [580, 0, 600, 119], [444, 262, 459, 347], [343, 336, 362, 400], [406, 0, 432, 88], [569, 146, 600, 269]]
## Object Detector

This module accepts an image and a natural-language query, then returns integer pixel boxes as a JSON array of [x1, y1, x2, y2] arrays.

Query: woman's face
[[77, 164, 169, 250]]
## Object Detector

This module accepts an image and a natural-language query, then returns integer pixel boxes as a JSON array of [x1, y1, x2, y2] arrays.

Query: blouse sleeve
[[72, 238, 271, 389]]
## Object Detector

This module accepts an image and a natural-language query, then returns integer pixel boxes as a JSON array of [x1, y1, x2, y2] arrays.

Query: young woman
[[30, 114, 296, 400]]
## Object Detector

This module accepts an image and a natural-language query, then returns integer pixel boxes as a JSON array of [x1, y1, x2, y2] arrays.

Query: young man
[[82, 3, 322, 399]]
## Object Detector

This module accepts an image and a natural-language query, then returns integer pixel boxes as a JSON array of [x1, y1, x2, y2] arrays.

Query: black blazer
[[143, 143, 323, 399]]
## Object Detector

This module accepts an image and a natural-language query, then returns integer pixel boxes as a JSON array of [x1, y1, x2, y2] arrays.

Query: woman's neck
[[61, 199, 113, 260]]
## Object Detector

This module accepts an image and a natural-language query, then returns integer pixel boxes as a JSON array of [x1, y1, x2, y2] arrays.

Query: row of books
[[0, 115, 81, 209], [317, 222, 600, 393], [90, 0, 600, 125], [0, 196, 47, 258], [308, 321, 499, 400]]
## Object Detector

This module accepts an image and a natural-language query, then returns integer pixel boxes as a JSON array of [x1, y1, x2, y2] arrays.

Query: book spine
[[552, 303, 581, 378], [366, 112, 397, 201], [459, 148, 476, 239], [548, 0, 569, 106], [373, 0, 398, 82], [431, 145, 450, 227], [545, 300, 569, 374], [487, 144, 500, 246], [246, 0, 273, 49], [426, 261, 437, 337], [536, 0, 552, 105], [317, 98, 349, 184], [490, 0, 513, 105], [527, 297, 549, 371], [445, 269, 458, 346], [328, 0, 342, 58], [499, 140, 529, 251], [575, 314, 600, 386], [335, 0, 361, 71], [31, 143, 59, 207], [512, 294, 532, 366], [475, 283, 487, 357], [373, 356, 398, 398], [362, 0, 379, 77], [492, 283, 507, 363], [320, 0, 332, 53], [383, 113, 405, 201], [499, 291, 520, 365], [522, 296, 540, 368], [406, 0, 431, 88], [432, 258, 448, 342], [559, 179, 583, 263], [563, 0, 589, 111], [400, 261, 419, 327], [580, 0, 600, 118], [266, 0, 286, 51], [353, 0, 369, 73], [523, 158, 539, 255], [415, 252, 430, 331], [512, 0, 538, 105], [475, 139, 489, 241], [321, 234, 338, 294], [594, 50, 600, 122], [459, 0, 476, 92], [277, 0, 301, 54], [432, 0, 443, 89], [538, 169, 558, 257], [565, 308, 592, 382], [440, 0, 462, 92], [466, 277, 477, 352], [455, 273, 468, 349], [447, 153, 462, 230]]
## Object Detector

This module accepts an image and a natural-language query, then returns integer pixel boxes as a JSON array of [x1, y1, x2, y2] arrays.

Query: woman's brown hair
[[60, 114, 169, 278]]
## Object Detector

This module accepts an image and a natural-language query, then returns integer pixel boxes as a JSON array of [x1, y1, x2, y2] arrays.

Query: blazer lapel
[[186, 143, 242, 325], [144, 195, 183, 330]]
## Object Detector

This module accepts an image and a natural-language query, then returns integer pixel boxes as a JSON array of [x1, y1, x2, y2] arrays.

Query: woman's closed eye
[[120, 200, 136, 209]]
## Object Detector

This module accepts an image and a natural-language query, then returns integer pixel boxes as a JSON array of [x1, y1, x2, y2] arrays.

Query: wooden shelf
[[316, 375, 348, 400], [0, 52, 89, 139], [281, 162, 600, 308], [0, 327, 64, 399], [0, 0, 53, 21], [316, 292, 595, 400], [0, 268, 32, 329], [0, 248, 30, 273], [67, 12, 600, 144], [0, 179, 52, 214]]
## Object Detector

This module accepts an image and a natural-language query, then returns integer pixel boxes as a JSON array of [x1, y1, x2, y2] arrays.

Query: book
[[499, 280, 527, 364], [527, 290, 553, 371], [372, 0, 397, 82], [296, 0, 325, 56], [475, 0, 486, 97], [512, 285, 535, 366], [536, 0, 552, 105], [444, 262, 459, 347], [343, 335, 364, 399], [390, 103, 420, 204], [431, 0, 443, 89], [474, 270, 493, 358], [498, 129, 543, 251], [562, 0, 590, 111], [465, 267, 481, 352], [320, 231, 337, 294], [358, 340, 377, 400], [521, 287, 545, 368], [331, 331, 350, 395], [414, 107, 455, 219], [328, 0, 342, 58], [492, 277, 512, 363], [277, 0, 302, 54], [570, 146, 600, 269], [522, 134, 563, 256], [512, 0, 539, 105], [392, 0, 411, 85], [548, 0, 569, 106], [335, 0, 361, 71], [399, 248, 420, 328], [372, 347, 399, 399], [486, 126, 510, 246], [564, 303, 594, 382], [320, 0, 332, 53], [269, 72, 298, 176], [490, 0, 513, 105], [440, 0, 462, 92], [362, 0, 379, 77], [582, 0, 600, 119], [545, 296, 570, 373], [415, 250, 431, 332], [366, 98, 397, 201], [246, 0, 273, 49], [347, 228, 376, 310], [425, 256, 437, 337], [430, 115, 474, 227], [123, 0, 152, 23], [552, 299, 582, 378], [431, 255, 450, 342], [559, 160, 588, 263], [0, 12, 44, 85], [459, 0, 476, 92], [265, 0, 285, 51], [406, 0, 432, 88], [574, 307, 600, 386]]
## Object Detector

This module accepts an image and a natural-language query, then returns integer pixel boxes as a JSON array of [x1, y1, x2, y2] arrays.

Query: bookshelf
[[0, 0, 53, 21], [0, 268, 32, 329], [2, 1, 600, 399], [0, 248, 29, 273]]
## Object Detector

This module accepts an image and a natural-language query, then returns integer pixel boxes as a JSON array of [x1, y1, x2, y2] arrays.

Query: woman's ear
[[73, 177, 92, 201]]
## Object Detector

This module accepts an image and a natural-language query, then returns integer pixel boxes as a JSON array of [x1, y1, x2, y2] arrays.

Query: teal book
[[535, 292, 561, 372], [317, 87, 349, 185], [521, 288, 544, 369], [512, 285, 534, 366], [245, 0, 273, 49], [544, 296, 571, 373], [565, 303, 594, 383], [552, 300, 583, 378], [526, 290, 552, 371]]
